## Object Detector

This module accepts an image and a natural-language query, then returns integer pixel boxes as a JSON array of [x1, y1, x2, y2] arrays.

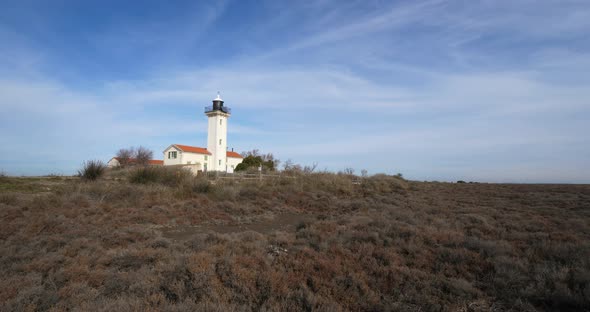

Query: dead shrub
[[151, 238, 171, 249], [29, 193, 63, 211], [465, 237, 514, 258], [0, 192, 20, 205], [78, 160, 106, 181], [2, 171, 590, 310], [129, 166, 192, 187], [4, 284, 59, 312], [301, 173, 355, 196], [179, 177, 211, 195], [361, 174, 408, 195], [442, 277, 482, 299], [108, 252, 150, 271], [238, 184, 262, 199]]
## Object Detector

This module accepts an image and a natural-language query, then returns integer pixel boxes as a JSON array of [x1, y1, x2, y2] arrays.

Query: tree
[[235, 156, 260, 172], [235, 150, 278, 172], [303, 162, 318, 173], [135, 146, 153, 166], [283, 159, 294, 171], [243, 149, 260, 157], [116, 147, 135, 167], [343, 168, 355, 175], [115, 146, 153, 167]]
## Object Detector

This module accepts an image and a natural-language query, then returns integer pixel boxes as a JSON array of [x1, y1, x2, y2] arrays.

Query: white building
[[162, 93, 243, 173]]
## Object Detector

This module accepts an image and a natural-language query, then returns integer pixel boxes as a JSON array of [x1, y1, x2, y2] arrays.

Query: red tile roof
[[174, 144, 212, 155], [227, 151, 243, 158]]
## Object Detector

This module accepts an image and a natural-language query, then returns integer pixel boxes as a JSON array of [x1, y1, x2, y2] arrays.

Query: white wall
[[206, 111, 229, 171], [182, 164, 201, 175], [107, 158, 120, 168], [163, 146, 211, 172], [163, 146, 182, 166], [181, 152, 209, 169], [227, 157, 243, 173]]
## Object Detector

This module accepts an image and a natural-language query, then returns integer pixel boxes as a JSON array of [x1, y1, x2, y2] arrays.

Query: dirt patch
[[161, 212, 315, 240]]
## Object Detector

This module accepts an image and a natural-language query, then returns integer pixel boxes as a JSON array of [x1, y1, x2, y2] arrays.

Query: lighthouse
[[161, 92, 242, 174], [205, 92, 231, 171]]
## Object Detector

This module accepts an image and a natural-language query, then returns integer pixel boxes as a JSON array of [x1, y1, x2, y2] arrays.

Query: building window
[[219, 139, 222, 145], [219, 160, 221, 166], [220, 119, 222, 125], [204, 155, 208, 161], [168, 151, 177, 159]]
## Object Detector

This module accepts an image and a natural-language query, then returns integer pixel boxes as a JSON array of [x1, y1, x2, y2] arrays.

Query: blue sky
[[1, 0, 589, 183]]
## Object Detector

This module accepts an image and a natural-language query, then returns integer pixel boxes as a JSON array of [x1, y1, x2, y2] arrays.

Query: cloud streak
[[0, 1, 589, 182]]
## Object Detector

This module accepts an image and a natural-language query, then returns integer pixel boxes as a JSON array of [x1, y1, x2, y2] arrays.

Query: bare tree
[[135, 146, 153, 166], [242, 149, 260, 157], [116, 147, 135, 167], [283, 159, 294, 171], [261, 153, 278, 171], [272, 158, 281, 171], [282, 159, 302, 173], [303, 162, 318, 173], [343, 168, 355, 175]]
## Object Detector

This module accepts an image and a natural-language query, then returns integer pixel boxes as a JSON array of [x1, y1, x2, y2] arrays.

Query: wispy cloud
[[0, 1, 589, 182]]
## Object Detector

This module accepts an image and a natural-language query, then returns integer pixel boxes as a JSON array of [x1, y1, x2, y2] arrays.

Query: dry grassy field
[[1, 170, 589, 311]]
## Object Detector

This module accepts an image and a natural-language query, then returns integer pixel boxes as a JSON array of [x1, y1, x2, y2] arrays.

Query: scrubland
[[0, 169, 589, 311]]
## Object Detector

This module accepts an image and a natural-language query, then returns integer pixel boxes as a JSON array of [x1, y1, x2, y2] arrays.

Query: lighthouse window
[[219, 139, 222, 145], [219, 160, 221, 166], [220, 119, 222, 125]]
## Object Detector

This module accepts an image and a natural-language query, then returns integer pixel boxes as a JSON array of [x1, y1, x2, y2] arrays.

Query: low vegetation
[[0, 170, 589, 311], [77, 160, 106, 181], [128, 166, 193, 186]]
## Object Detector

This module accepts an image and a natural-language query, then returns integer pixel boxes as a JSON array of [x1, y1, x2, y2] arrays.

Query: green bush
[[78, 160, 106, 181], [235, 155, 275, 172], [129, 166, 192, 186]]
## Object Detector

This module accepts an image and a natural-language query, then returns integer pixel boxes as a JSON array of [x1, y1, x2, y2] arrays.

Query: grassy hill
[[1, 170, 589, 311]]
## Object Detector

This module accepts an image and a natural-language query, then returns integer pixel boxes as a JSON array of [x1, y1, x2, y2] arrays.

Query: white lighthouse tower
[[160, 92, 242, 173], [205, 92, 231, 171]]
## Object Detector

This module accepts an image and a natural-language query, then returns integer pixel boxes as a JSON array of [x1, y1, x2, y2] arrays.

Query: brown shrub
[[1, 176, 590, 311], [0, 193, 19, 205]]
